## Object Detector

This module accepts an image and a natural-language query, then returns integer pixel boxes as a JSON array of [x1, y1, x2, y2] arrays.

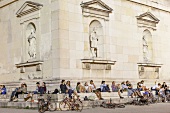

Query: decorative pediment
[[16, 1, 43, 17], [136, 12, 160, 30], [81, 0, 113, 19]]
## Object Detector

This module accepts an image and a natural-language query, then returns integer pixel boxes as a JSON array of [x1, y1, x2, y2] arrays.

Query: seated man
[[111, 81, 124, 99], [11, 83, 27, 102], [100, 81, 110, 92], [60, 80, 67, 94], [1, 85, 6, 95], [89, 80, 103, 100]]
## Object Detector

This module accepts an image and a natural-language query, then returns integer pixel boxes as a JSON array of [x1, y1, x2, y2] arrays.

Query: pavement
[[0, 103, 170, 113]]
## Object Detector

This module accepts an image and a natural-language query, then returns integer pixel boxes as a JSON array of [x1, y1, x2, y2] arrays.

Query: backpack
[[52, 89, 59, 94]]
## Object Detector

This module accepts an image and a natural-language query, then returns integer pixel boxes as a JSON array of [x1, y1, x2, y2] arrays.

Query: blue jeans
[[68, 89, 74, 98], [102, 86, 110, 92]]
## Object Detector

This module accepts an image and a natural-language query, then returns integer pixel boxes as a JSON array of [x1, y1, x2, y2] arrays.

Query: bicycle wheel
[[116, 104, 125, 108], [73, 100, 83, 112], [38, 100, 46, 113], [48, 102, 56, 111], [59, 101, 70, 111]]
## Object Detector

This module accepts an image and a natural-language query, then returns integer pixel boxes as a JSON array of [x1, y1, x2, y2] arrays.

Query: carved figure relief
[[143, 36, 149, 62], [90, 27, 98, 57], [26, 23, 36, 60], [89, 20, 103, 58], [143, 30, 152, 62]]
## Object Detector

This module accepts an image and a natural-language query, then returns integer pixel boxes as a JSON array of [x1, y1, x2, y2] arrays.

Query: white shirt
[[89, 84, 96, 90]]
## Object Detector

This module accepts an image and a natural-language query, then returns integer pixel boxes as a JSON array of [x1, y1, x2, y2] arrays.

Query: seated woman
[[159, 86, 167, 102], [76, 82, 85, 93], [84, 82, 92, 93], [40, 82, 47, 94], [111, 81, 124, 99], [126, 81, 134, 98], [66, 81, 78, 98], [1, 85, 6, 95]]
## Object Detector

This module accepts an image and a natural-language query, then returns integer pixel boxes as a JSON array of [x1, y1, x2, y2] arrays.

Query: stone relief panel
[[139, 66, 159, 79], [26, 23, 36, 60], [89, 20, 103, 58], [143, 29, 153, 63]]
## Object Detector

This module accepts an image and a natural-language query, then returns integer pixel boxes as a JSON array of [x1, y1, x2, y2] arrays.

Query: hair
[[43, 82, 46, 86], [90, 80, 93, 83], [23, 83, 27, 87], [84, 82, 88, 86], [61, 80, 65, 84], [2, 85, 5, 88], [36, 82, 40, 85], [66, 81, 70, 87], [101, 81, 105, 84], [121, 81, 125, 84], [77, 82, 80, 86], [158, 83, 161, 86]]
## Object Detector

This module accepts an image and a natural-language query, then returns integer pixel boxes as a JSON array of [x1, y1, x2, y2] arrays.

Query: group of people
[[60, 79, 170, 101], [60, 80, 103, 100], [0, 85, 6, 95], [1, 79, 169, 102], [9, 82, 47, 102]]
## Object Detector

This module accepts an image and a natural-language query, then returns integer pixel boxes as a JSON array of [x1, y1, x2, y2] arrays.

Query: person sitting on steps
[[89, 80, 103, 100], [111, 81, 124, 99], [100, 81, 111, 92]]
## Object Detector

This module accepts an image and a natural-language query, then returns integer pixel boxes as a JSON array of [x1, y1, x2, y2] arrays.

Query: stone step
[[0, 97, 134, 109]]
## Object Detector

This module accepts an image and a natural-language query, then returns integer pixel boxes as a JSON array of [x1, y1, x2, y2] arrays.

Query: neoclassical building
[[0, 0, 170, 88]]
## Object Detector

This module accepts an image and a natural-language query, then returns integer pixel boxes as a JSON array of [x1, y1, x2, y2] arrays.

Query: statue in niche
[[28, 29, 36, 59], [90, 27, 98, 57], [143, 36, 149, 62]]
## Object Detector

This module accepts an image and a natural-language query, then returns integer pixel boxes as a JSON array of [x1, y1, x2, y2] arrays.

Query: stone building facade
[[0, 0, 170, 87]]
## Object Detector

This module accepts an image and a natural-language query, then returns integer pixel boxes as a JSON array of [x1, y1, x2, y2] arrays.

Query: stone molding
[[81, 0, 113, 20], [81, 59, 116, 70], [137, 63, 162, 67], [16, 1, 43, 17], [127, 0, 170, 13], [137, 63, 162, 79], [0, 0, 18, 8], [16, 61, 43, 73], [136, 11, 159, 30]]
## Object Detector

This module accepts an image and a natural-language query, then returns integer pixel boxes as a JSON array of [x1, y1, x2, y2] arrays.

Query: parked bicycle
[[38, 95, 56, 113], [59, 95, 83, 112], [100, 99, 125, 109]]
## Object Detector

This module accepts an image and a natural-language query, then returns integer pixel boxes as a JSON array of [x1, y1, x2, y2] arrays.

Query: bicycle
[[100, 98, 125, 109], [59, 95, 83, 112], [38, 95, 56, 113]]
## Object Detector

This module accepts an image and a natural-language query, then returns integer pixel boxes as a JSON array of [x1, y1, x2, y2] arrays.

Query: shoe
[[100, 98, 104, 100], [120, 96, 124, 99], [120, 90, 123, 93], [108, 91, 111, 93], [13, 98, 18, 102]]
